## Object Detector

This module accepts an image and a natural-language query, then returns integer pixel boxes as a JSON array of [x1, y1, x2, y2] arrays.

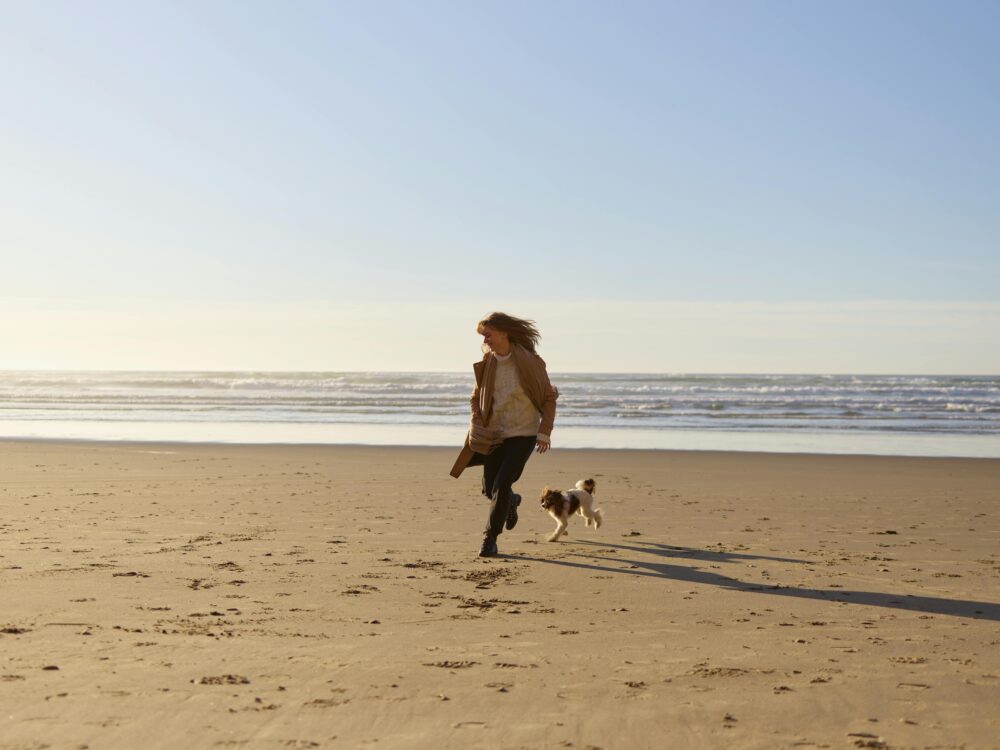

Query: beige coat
[[449, 343, 558, 478]]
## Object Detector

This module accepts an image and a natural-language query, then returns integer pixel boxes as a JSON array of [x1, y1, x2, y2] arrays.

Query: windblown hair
[[477, 312, 541, 354]]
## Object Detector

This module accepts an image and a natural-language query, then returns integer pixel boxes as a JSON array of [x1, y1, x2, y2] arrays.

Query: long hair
[[477, 312, 541, 354]]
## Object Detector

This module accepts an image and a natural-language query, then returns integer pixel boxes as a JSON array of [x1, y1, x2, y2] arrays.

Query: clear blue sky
[[1, 1, 998, 371]]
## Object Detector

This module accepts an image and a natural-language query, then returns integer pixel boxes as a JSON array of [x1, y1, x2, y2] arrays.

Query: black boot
[[505, 493, 522, 531], [479, 535, 498, 558]]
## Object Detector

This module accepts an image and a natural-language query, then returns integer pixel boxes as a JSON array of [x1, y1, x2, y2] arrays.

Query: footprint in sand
[[197, 674, 250, 685]]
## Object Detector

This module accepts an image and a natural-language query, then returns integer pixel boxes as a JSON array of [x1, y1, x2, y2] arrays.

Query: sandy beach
[[1, 440, 997, 749]]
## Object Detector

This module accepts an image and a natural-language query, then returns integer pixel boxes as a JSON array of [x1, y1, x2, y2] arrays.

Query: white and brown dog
[[540, 479, 603, 542]]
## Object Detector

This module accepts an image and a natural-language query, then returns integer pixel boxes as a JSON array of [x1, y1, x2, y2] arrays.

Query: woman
[[450, 312, 558, 557]]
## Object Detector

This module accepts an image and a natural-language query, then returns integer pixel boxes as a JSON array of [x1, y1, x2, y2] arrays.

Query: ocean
[[0, 371, 998, 457]]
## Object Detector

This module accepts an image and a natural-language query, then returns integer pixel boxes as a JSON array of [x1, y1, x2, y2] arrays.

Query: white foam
[[0, 420, 997, 458]]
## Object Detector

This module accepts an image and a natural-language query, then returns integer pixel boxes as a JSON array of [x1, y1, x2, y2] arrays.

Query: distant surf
[[0, 371, 997, 457]]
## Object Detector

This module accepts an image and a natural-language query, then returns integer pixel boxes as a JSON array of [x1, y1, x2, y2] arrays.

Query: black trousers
[[467, 435, 536, 538]]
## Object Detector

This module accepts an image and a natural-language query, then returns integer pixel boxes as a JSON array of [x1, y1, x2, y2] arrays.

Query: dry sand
[[1, 440, 998, 749]]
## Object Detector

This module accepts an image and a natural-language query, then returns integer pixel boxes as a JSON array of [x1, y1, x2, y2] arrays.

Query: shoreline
[[1, 421, 998, 459], [3, 435, 1000, 463]]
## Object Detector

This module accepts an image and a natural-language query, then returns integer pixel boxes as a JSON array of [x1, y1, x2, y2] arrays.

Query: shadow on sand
[[511, 539, 1000, 622]]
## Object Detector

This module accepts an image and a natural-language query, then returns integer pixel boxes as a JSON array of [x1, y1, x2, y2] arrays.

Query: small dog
[[540, 479, 603, 542]]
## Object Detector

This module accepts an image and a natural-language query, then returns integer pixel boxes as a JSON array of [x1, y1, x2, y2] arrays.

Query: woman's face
[[481, 325, 509, 354]]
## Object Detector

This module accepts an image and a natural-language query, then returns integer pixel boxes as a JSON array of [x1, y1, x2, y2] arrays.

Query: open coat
[[449, 343, 558, 478]]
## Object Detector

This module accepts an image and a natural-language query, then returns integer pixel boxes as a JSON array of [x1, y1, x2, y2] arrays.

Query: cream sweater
[[492, 353, 549, 442]]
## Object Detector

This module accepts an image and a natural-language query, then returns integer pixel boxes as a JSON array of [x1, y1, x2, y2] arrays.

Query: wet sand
[[1, 440, 998, 749]]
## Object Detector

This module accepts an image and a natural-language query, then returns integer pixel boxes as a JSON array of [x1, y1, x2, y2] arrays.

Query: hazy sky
[[2, 1, 998, 372]]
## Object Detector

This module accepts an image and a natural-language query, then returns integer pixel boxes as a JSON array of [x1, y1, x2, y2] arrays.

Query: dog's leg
[[547, 511, 565, 542], [549, 512, 569, 542], [578, 496, 600, 530]]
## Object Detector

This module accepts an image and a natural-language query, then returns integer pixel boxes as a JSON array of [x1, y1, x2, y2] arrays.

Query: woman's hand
[[535, 439, 549, 454]]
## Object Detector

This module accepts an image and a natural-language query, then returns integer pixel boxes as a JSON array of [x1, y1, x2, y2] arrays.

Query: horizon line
[[0, 368, 996, 377]]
